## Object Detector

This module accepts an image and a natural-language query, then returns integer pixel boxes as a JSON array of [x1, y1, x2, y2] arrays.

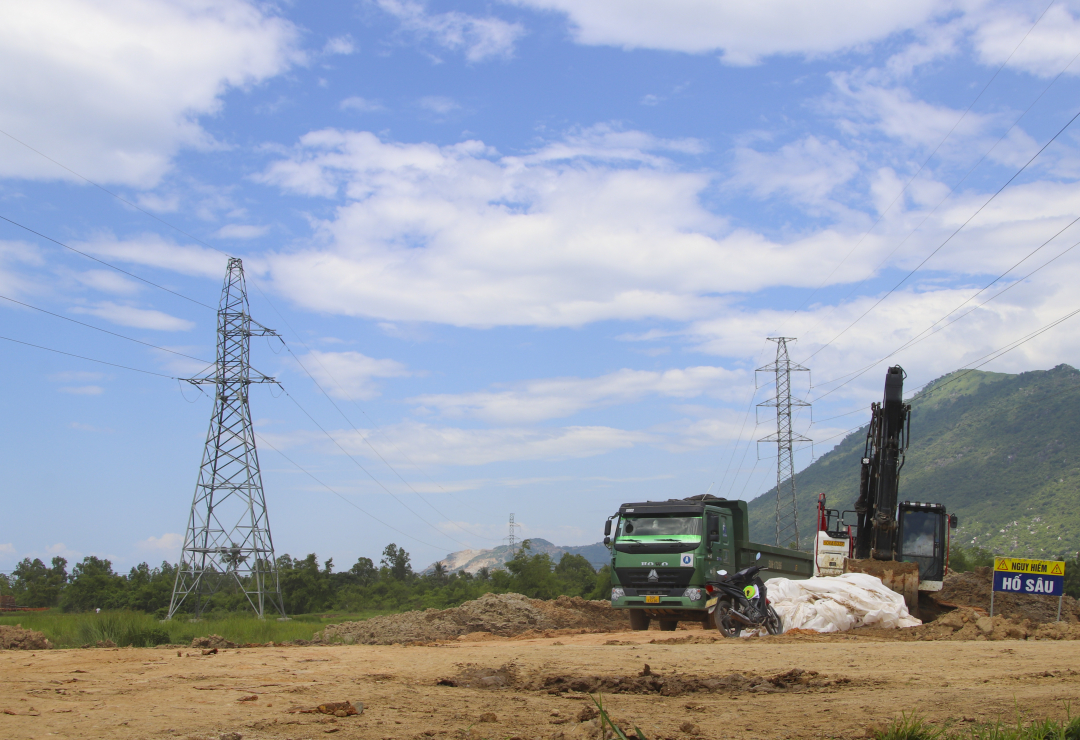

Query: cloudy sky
[[3, 0, 1080, 574]]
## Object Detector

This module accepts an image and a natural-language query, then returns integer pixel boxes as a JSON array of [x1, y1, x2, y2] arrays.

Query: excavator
[[818, 365, 957, 617]]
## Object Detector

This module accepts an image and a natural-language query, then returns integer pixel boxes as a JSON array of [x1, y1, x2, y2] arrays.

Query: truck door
[[706, 512, 721, 566]]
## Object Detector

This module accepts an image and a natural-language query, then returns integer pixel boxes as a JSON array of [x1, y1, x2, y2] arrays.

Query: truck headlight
[[611, 588, 625, 601], [682, 588, 702, 601]]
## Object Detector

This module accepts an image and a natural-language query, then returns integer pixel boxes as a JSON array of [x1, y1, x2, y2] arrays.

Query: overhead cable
[[0, 215, 216, 311], [0, 335, 176, 378], [0, 293, 213, 365], [801, 104, 1080, 365], [777, 0, 1059, 331]]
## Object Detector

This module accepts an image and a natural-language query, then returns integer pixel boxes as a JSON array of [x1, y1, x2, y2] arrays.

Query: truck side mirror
[[949, 514, 958, 530], [708, 530, 720, 544], [603, 536, 610, 545], [604, 520, 612, 537]]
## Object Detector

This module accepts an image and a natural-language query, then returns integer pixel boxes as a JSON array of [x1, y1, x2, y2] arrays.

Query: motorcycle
[[705, 553, 784, 637]]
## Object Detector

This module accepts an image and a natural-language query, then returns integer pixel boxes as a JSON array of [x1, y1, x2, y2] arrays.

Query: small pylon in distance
[[168, 257, 286, 620]]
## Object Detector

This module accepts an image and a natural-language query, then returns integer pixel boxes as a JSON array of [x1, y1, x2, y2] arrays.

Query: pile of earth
[[319, 593, 629, 645], [850, 607, 1080, 641], [0, 624, 50, 650], [931, 567, 1080, 624], [436, 663, 851, 697]]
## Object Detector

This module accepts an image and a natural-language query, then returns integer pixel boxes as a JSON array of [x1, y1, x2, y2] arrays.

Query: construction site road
[[1, 630, 1078, 740]]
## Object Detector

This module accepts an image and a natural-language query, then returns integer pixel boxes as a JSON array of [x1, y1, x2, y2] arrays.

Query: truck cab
[[607, 495, 811, 631]]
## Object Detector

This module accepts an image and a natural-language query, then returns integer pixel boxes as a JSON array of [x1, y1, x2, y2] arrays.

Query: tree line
[[3, 541, 1076, 616], [0, 541, 611, 617]]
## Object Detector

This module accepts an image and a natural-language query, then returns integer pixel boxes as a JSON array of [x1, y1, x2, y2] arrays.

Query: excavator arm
[[853, 366, 910, 561]]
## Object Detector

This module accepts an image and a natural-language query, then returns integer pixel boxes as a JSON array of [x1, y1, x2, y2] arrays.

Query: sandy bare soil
[[1, 629, 1078, 740]]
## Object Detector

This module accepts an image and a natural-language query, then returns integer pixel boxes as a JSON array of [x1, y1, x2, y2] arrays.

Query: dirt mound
[[848, 607, 1080, 641], [320, 593, 629, 645], [436, 663, 851, 697], [0, 624, 50, 650], [931, 567, 1080, 624], [191, 634, 238, 649]]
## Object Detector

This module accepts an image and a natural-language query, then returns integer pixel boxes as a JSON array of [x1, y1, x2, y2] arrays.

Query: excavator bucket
[[843, 558, 920, 619]]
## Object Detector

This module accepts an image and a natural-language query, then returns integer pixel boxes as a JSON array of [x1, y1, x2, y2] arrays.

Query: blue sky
[[3, 0, 1080, 574]]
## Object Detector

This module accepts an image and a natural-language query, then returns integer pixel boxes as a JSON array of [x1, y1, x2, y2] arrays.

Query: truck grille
[[615, 568, 694, 590]]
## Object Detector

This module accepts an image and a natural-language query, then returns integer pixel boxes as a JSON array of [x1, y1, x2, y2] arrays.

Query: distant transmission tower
[[168, 258, 286, 620], [507, 513, 518, 557], [757, 337, 811, 550]]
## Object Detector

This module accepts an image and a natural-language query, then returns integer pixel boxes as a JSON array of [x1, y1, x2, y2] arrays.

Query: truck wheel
[[629, 610, 650, 631], [658, 620, 678, 631], [713, 602, 741, 638]]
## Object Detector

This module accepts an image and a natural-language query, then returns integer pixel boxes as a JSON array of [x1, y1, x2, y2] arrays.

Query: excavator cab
[[897, 502, 956, 591]]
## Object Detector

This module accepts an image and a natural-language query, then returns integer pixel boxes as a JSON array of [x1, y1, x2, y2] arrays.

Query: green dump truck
[[605, 494, 813, 631]]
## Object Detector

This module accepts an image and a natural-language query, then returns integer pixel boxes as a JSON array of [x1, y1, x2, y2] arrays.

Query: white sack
[[765, 573, 921, 633]]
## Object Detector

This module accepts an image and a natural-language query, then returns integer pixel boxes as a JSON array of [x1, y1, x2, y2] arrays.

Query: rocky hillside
[[424, 538, 609, 575], [747, 364, 1080, 558]]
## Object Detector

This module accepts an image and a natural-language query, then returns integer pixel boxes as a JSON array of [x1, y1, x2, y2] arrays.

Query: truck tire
[[713, 601, 742, 638], [629, 610, 650, 631], [658, 620, 678, 631]]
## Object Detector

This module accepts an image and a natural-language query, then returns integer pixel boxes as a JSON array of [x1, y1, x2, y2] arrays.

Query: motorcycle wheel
[[712, 601, 742, 638], [765, 604, 783, 635]]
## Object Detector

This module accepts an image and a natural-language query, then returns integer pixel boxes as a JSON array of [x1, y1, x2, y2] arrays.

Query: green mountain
[[746, 364, 1080, 558]]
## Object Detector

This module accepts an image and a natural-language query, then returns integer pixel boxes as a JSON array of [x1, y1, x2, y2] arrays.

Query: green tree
[[949, 543, 994, 572], [380, 544, 412, 581], [12, 556, 68, 607], [502, 541, 560, 599], [553, 553, 597, 597], [347, 557, 378, 586], [278, 553, 335, 614], [61, 556, 124, 612]]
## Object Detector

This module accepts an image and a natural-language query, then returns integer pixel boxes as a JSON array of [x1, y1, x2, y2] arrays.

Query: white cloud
[[508, 0, 945, 64], [59, 385, 105, 396], [337, 422, 654, 466], [74, 269, 143, 295], [259, 125, 889, 327], [973, 4, 1080, 78], [71, 302, 195, 332], [418, 96, 461, 115], [50, 371, 108, 383], [729, 135, 860, 208], [297, 350, 412, 400], [323, 35, 357, 56], [411, 366, 745, 424], [0, 543, 15, 555], [69, 421, 112, 433], [215, 224, 269, 240], [341, 96, 387, 113], [75, 233, 226, 279], [378, 0, 524, 62], [0, 0, 300, 187], [136, 533, 184, 554], [0, 240, 44, 298]]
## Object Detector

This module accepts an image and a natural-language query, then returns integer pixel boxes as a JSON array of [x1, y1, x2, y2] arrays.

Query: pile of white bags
[[764, 572, 922, 633]]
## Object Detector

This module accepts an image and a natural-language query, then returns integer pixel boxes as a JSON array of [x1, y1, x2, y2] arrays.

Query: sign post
[[991, 557, 1066, 621]]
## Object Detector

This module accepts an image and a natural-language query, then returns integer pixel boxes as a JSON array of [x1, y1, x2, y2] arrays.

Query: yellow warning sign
[[994, 557, 1065, 575]]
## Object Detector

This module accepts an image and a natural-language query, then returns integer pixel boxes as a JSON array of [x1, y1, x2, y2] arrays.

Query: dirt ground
[[2, 630, 1079, 740]]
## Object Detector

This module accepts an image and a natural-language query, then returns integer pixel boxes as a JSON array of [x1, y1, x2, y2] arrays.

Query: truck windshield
[[618, 516, 701, 538]]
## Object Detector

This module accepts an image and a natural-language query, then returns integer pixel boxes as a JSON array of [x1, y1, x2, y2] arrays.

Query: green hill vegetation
[[747, 364, 1080, 558]]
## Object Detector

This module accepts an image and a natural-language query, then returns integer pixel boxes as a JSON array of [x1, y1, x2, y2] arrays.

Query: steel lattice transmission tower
[[168, 258, 286, 620], [757, 337, 811, 550], [507, 513, 518, 558]]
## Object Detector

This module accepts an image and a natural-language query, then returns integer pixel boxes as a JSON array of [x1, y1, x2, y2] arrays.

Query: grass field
[[0, 609, 393, 648]]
